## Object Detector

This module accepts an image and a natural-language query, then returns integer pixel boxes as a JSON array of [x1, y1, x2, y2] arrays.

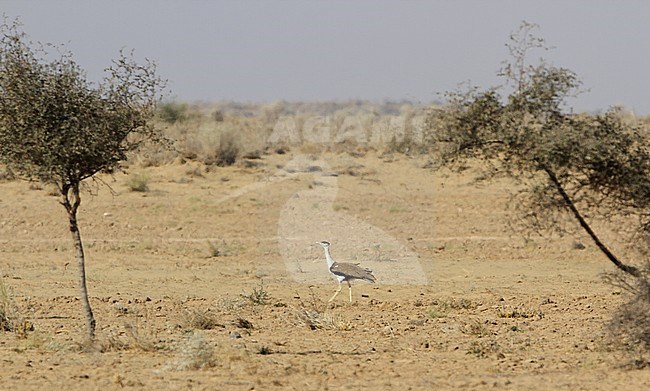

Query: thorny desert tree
[[428, 21, 650, 278], [429, 21, 650, 354], [0, 19, 166, 340]]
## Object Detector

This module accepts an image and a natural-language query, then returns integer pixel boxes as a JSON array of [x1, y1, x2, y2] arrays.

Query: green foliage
[[429, 21, 650, 248], [0, 18, 166, 340], [158, 101, 189, 124], [430, 20, 650, 356], [0, 18, 166, 188]]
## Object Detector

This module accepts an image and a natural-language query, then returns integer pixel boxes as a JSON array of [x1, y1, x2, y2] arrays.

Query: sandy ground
[[1, 150, 649, 390]]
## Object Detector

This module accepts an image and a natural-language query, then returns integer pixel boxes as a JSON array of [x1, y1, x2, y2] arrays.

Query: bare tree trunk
[[61, 183, 96, 340], [543, 166, 641, 277]]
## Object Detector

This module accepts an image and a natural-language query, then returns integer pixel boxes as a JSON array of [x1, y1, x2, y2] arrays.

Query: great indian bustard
[[317, 240, 376, 302]]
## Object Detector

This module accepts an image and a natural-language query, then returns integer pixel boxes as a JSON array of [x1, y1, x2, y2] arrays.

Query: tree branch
[[542, 165, 640, 277]]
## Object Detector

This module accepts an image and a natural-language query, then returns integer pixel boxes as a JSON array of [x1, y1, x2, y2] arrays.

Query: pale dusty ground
[[1, 151, 649, 390]]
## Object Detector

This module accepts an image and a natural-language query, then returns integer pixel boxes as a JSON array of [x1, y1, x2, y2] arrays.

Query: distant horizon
[[167, 98, 639, 118], [3, 1, 650, 114]]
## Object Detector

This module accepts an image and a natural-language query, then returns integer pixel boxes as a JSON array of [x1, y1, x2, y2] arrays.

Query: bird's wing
[[330, 262, 376, 283]]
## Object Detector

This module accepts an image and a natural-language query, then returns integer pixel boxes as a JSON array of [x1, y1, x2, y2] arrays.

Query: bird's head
[[317, 240, 331, 248]]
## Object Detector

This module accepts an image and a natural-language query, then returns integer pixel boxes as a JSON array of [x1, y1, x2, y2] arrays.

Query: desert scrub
[[295, 308, 352, 331], [461, 319, 492, 337], [242, 280, 270, 305], [496, 304, 543, 319], [125, 171, 150, 192], [0, 276, 15, 331], [157, 101, 189, 124], [215, 130, 239, 166], [180, 308, 222, 330], [467, 340, 501, 358], [173, 331, 216, 370], [0, 277, 33, 337], [428, 297, 480, 319]]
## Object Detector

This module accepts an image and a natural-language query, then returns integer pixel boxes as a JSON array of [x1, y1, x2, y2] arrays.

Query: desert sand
[[1, 151, 649, 390]]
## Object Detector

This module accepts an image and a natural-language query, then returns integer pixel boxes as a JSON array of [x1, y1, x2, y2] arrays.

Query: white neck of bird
[[322, 246, 335, 268]]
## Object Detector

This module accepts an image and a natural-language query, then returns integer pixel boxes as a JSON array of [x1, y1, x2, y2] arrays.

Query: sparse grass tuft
[[95, 321, 157, 353], [295, 308, 352, 331], [16, 331, 64, 351], [124, 322, 156, 351], [427, 302, 450, 319], [428, 297, 479, 319], [292, 287, 351, 330], [242, 280, 270, 305], [497, 304, 543, 319], [180, 309, 222, 330], [467, 340, 501, 358], [0, 277, 28, 336], [206, 240, 227, 258], [461, 319, 492, 337]]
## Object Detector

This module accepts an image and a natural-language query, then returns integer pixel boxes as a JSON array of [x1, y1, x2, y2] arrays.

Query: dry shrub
[[0, 277, 33, 338], [467, 340, 502, 358], [95, 322, 156, 353], [295, 308, 352, 331], [385, 132, 419, 155], [16, 331, 67, 351], [158, 101, 189, 124], [496, 304, 543, 319], [241, 280, 270, 305], [123, 322, 156, 351], [173, 331, 216, 370], [133, 101, 433, 167], [292, 287, 351, 330], [180, 309, 222, 330], [607, 269, 650, 361], [460, 319, 492, 337], [125, 171, 150, 192], [0, 165, 15, 181], [214, 130, 239, 166], [0, 277, 16, 332]]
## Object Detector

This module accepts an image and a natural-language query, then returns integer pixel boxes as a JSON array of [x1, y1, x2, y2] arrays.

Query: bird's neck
[[323, 247, 335, 268]]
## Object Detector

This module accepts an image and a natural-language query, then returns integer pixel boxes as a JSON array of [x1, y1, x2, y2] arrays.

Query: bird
[[317, 240, 376, 302], [278, 156, 427, 286]]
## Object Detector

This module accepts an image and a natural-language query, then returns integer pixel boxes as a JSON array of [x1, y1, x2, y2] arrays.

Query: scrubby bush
[[428, 21, 650, 359], [125, 172, 150, 192], [214, 130, 239, 166], [158, 101, 189, 124]]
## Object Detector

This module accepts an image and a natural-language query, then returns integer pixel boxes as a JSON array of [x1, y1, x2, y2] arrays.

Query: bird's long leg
[[329, 281, 342, 302], [347, 281, 352, 303]]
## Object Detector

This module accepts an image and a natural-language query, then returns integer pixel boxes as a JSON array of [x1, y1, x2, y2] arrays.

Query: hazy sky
[[3, 1, 650, 113]]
